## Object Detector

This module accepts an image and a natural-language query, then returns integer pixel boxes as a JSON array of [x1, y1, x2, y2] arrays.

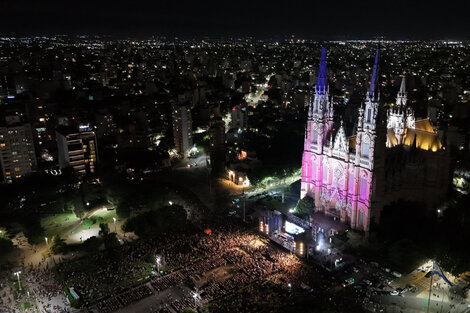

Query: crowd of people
[[24, 260, 71, 313], [43, 226, 306, 313], [96, 285, 153, 313], [55, 243, 151, 304]]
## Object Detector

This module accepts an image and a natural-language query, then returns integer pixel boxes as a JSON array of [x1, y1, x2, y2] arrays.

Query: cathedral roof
[[387, 118, 442, 152], [414, 118, 435, 133]]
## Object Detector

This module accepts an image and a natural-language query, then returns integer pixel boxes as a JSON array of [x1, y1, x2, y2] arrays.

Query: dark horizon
[[0, 0, 469, 40]]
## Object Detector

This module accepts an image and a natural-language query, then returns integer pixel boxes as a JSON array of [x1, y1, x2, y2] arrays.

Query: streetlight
[[14, 271, 21, 291], [192, 291, 200, 305], [155, 256, 161, 274], [45, 237, 48, 246], [168, 201, 173, 206], [113, 217, 117, 232]]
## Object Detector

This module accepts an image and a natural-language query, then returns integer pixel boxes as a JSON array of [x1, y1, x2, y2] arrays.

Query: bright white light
[[285, 221, 305, 235], [113, 217, 116, 223], [169, 201, 173, 206], [288, 208, 294, 213]]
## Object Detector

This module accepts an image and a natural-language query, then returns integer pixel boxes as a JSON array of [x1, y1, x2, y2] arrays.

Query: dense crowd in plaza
[[96, 285, 153, 313], [55, 244, 151, 304], [88, 228, 304, 312], [24, 261, 71, 313]]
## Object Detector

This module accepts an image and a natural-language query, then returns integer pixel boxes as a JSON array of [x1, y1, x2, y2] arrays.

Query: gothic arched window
[[362, 135, 370, 158], [360, 175, 368, 201]]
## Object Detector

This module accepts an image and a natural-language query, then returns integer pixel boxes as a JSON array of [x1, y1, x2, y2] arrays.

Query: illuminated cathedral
[[300, 48, 449, 232]]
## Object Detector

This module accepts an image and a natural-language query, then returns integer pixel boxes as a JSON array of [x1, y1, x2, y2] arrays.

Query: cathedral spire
[[315, 47, 327, 95], [367, 48, 380, 101], [396, 75, 407, 107]]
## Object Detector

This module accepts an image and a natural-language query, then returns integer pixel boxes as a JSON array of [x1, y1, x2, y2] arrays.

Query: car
[[399, 288, 409, 295], [390, 291, 399, 296]]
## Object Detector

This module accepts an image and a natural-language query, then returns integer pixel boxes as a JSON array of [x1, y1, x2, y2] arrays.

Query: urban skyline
[[0, 4, 469, 313]]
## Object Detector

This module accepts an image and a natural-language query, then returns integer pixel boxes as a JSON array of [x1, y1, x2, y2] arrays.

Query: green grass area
[[41, 209, 118, 243], [41, 212, 79, 238], [91, 208, 117, 222]]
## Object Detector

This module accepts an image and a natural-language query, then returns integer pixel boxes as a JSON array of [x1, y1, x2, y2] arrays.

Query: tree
[[104, 232, 120, 250], [116, 201, 131, 218], [182, 308, 197, 313], [295, 196, 314, 216], [50, 235, 66, 255], [82, 218, 94, 228], [83, 236, 101, 253], [0, 237, 13, 257], [99, 223, 110, 237], [123, 204, 187, 238], [73, 195, 85, 219]]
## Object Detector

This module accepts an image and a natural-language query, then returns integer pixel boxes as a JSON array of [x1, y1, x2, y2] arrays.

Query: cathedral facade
[[300, 48, 447, 232]]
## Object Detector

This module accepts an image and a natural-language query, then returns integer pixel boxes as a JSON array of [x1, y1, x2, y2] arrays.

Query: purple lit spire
[[315, 47, 327, 94], [368, 48, 380, 99]]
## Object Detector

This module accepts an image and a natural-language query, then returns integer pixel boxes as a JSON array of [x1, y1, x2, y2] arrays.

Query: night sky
[[0, 0, 468, 39]]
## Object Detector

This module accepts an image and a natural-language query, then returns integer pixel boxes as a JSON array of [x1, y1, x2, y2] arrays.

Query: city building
[[208, 120, 226, 174], [0, 116, 37, 183], [56, 125, 98, 175], [172, 103, 193, 156], [230, 104, 248, 131], [301, 48, 449, 232]]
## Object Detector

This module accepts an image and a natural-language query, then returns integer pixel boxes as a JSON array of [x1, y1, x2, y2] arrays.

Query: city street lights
[[14, 271, 21, 291]]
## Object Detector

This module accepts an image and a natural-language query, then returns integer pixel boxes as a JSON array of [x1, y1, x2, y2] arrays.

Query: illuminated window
[[362, 141, 369, 158], [313, 129, 318, 144], [360, 177, 367, 201]]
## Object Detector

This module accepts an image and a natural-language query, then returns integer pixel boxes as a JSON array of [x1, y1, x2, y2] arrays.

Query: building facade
[[172, 103, 193, 156], [0, 116, 37, 183], [56, 125, 98, 175], [209, 120, 226, 174], [300, 48, 448, 232]]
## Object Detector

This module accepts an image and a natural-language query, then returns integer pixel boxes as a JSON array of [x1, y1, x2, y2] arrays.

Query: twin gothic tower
[[301, 47, 422, 232]]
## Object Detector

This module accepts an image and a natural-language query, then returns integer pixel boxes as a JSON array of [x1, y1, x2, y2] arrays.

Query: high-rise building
[[209, 121, 226, 173], [172, 103, 193, 156], [56, 125, 98, 175], [301, 48, 448, 232], [0, 116, 37, 183], [230, 104, 248, 131]]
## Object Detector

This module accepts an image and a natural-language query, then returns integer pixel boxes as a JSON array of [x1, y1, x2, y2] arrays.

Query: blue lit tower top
[[367, 48, 380, 100], [315, 47, 327, 95]]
